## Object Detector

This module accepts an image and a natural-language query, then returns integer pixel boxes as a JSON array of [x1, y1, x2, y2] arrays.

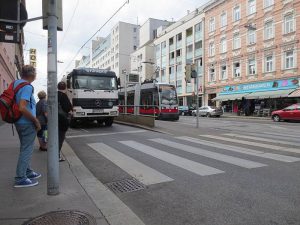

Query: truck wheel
[[104, 118, 114, 127]]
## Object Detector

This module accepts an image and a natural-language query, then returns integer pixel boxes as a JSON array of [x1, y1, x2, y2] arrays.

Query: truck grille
[[73, 99, 118, 109]]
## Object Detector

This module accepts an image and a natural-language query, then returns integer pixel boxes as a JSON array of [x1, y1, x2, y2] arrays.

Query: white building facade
[[130, 18, 172, 82], [153, 10, 205, 106], [76, 21, 140, 86]]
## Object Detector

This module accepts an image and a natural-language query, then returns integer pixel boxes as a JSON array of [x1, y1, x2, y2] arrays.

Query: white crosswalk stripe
[[150, 138, 267, 169], [176, 136, 300, 163], [199, 135, 300, 154], [88, 143, 173, 185], [262, 132, 300, 139], [120, 141, 224, 176], [225, 133, 300, 147]]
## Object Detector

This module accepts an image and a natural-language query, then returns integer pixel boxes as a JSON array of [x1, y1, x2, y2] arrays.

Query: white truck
[[62, 68, 119, 127]]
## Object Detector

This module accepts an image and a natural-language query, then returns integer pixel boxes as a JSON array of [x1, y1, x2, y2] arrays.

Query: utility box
[[42, 0, 63, 31]]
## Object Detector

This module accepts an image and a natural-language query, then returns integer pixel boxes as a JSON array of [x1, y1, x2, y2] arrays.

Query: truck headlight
[[108, 101, 114, 107]]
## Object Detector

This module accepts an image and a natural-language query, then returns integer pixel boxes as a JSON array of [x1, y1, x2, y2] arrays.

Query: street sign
[[128, 73, 139, 83], [0, 23, 18, 43], [30, 48, 37, 68]]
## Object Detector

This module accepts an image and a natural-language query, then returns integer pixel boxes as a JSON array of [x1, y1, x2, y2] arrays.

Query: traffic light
[[185, 64, 192, 83]]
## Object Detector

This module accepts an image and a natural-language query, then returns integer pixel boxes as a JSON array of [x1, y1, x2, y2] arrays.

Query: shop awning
[[245, 89, 294, 99], [289, 88, 300, 97], [213, 93, 250, 101]]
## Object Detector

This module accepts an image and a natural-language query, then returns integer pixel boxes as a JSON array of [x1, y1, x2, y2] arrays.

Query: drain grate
[[22, 210, 96, 225], [106, 178, 145, 194]]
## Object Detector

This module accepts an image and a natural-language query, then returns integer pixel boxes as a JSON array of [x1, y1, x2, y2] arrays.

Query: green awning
[[245, 89, 294, 99], [213, 93, 249, 101]]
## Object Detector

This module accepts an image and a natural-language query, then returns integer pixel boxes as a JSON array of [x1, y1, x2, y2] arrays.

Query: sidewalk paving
[[0, 123, 109, 225]]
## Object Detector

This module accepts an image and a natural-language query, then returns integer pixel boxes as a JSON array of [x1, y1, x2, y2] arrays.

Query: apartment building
[[153, 10, 205, 106], [130, 18, 172, 82], [76, 21, 140, 86], [203, 0, 300, 113]]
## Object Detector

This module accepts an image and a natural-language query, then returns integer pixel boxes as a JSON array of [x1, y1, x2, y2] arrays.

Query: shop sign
[[220, 78, 299, 95]]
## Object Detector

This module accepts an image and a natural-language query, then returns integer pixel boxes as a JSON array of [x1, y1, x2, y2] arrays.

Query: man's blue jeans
[[15, 124, 37, 182]]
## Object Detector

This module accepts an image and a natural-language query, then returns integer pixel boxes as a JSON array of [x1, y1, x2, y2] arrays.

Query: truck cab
[[63, 68, 119, 127]]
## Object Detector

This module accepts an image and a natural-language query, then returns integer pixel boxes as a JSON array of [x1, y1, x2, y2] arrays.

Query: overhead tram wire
[[61, 0, 130, 75]]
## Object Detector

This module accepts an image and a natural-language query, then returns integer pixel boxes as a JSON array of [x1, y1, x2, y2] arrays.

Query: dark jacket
[[58, 91, 72, 131]]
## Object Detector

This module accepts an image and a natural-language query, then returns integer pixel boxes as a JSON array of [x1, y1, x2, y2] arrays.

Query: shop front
[[213, 78, 300, 116]]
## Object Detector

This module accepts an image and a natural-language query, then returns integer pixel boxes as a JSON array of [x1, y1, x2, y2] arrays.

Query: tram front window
[[160, 85, 178, 105]]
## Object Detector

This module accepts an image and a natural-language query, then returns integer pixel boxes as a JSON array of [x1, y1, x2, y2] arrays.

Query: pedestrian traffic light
[[185, 64, 192, 83], [42, 0, 63, 31]]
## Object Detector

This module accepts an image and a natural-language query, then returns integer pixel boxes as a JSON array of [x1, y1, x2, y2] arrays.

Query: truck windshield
[[159, 85, 178, 105], [74, 75, 117, 90]]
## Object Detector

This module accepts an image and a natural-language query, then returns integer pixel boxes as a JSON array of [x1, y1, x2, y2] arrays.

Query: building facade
[[130, 18, 172, 82], [153, 10, 205, 106], [203, 0, 300, 114], [76, 21, 140, 86]]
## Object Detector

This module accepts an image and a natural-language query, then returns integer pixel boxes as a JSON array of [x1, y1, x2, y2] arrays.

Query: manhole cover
[[106, 178, 145, 194], [23, 210, 96, 225]]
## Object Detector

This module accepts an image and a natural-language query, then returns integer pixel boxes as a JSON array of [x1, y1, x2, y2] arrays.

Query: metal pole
[[196, 62, 199, 128], [47, 0, 59, 196], [124, 72, 127, 114]]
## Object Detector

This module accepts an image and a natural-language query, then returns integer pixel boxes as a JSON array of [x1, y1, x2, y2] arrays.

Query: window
[[133, 27, 137, 32], [248, 30, 256, 45], [248, 0, 256, 15], [285, 50, 295, 69], [264, 21, 274, 40], [220, 64, 227, 80], [233, 6, 241, 22], [220, 12, 227, 27], [233, 33, 241, 49], [209, 18, 215, 32], [209, 43, 215, 56], [265, 55, 274, 72], [209, 64, 216, 81], [233, 62, 241, 77], [284, 14, 295, 34], [195, 23, 202, 33], [264, 0, 274, 8], [220, 38, 227, 53], [248, 59, 256, 75]]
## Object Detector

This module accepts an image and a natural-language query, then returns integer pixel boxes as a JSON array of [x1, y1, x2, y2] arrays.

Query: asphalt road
[[66, 117, 300, 225]]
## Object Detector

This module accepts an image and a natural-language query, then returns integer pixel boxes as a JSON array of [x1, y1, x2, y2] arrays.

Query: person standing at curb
[[57, 81, 72, 162], [36, 91, 48, 151], [14, 65, 42, 188]]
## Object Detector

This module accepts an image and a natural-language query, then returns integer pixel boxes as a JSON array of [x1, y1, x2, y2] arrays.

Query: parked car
[[271, 103, 300, 122], [192, 106, 223, 117], [178, 106, 194, 116]]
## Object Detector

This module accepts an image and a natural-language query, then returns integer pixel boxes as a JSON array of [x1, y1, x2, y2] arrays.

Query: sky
[[24, 0, 210, 96]]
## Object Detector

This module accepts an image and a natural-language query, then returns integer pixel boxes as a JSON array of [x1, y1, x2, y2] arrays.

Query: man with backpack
[[0, 65, 41, 188]]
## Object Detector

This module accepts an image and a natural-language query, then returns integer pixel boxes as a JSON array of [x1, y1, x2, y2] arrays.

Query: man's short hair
[[37, 91, 47, 100], [22, 65, 36, 78]]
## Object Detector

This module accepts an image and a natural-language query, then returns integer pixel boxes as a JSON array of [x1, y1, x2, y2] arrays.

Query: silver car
[[192, 106, 223, 117]]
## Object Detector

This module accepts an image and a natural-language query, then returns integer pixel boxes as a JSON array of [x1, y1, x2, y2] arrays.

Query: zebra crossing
[[86, 132, 300, 186]]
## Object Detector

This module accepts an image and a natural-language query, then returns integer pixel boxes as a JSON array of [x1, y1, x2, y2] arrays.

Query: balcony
[[186, 51, 193, 60], [186, 35, 193, 45], [195, 32, 202, 41], [170, 58, 175, 65], [176, 56, 182, 63], [195, 48, 202, 57], [169, 44, 175, 52], [176, 41, 182, 49]]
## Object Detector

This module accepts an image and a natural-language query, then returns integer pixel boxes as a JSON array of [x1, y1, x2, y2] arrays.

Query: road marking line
[[67, 130, 147, 139], [199, 135, 300, 154], [120, 141, 224, 176], [80, 129, 89, 133], [150, 138, 266, 169], [176, 136, 300, 163], [225, 133, 300, 147], [63, 142, 146, 225], [88, 143, 173, 185]]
